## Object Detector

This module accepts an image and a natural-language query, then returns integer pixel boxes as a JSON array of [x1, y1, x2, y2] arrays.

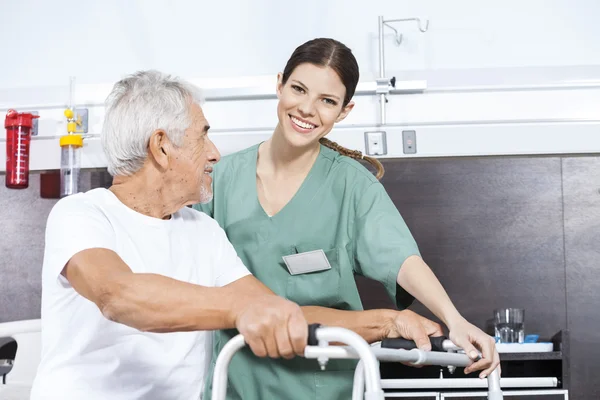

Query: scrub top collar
[[250, 143, 333, 221]]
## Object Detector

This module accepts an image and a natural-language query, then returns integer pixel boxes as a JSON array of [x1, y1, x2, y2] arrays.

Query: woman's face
[[275, 63, 354, 149]]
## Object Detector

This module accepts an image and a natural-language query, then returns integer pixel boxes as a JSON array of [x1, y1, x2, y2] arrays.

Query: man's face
[[169, 103, 220, 204]]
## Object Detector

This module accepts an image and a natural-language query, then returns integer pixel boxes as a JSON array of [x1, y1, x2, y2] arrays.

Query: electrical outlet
[[364, 131, 387, 156], [402, 130, 417, 154], [23, 111, 39, 136], [31, 111, 39, 136]]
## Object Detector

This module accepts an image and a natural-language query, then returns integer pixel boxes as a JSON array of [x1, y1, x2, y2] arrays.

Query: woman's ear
[[336, 101, 355, 123], [148, 129, 170, 170], [276, 72, 284, 99]]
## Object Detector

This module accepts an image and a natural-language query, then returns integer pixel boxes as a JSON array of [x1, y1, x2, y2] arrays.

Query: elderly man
[[31, 70, 444, 400], [31, 71, 309, 400]]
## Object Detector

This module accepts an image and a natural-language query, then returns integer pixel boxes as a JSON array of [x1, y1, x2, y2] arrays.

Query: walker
[[211, 324, 503, 400]]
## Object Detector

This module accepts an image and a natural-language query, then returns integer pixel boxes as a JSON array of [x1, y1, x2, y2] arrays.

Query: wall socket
[[402, 130, 417, 154], [31, 111, 39, 136], [23, 110, 39, 136], [364, 131, 387, 156]]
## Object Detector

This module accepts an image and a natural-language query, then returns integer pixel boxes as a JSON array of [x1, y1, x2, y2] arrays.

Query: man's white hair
[[101, 70, 204, 176]]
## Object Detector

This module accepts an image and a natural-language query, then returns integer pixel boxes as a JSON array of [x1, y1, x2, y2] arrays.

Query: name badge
[[282, 249, 331, 275]]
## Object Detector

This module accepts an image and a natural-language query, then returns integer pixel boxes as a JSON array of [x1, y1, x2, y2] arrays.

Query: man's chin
[[197, 190, 213, 205]]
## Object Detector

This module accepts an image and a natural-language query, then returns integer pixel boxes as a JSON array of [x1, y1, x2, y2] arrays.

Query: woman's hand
[[448, 317, 500, 378]]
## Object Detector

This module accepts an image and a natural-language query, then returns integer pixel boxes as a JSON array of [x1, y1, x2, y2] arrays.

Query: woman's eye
[[291, 85, 305, 93], [323, 98, 337, 106]]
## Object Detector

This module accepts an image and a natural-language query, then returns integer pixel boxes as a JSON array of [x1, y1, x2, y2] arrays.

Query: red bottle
[[5, 109, 39, 189]]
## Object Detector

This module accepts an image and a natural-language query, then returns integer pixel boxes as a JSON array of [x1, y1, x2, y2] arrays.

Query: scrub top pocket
[[285, 244, 343, 308]]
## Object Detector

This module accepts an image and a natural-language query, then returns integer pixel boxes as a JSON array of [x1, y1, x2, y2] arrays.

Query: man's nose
[[207, 138, 221, 163]]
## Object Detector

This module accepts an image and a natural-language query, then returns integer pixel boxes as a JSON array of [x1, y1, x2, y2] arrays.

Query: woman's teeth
[[291, 116, 316, 129]]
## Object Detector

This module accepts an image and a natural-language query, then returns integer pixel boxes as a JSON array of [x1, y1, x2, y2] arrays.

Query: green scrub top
[[194, 143, 420, 400]]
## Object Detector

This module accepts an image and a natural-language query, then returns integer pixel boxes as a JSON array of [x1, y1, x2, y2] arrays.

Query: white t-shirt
[[30, 188, 251, 400]]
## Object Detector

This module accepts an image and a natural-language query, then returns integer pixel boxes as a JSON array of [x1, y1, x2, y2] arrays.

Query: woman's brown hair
[[281, 38, 385, 179]]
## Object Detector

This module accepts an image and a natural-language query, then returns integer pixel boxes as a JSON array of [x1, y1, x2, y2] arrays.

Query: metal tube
[[211, 334, 245, 400], [69, 76, 75, 111], [442, 342, 461, 352], [407, 348, 471, 366], [439, 389, 568, 398], [440, 389, 569, 400], [304, 327, 384, 400], [378, 15, 387, 126], [379, 94, 386, 126], [487, 368, 504, 400], [378, 16, 385, 78], [352, 360, 365, 400], [374, 346, 470, 366], [383, 392, 445, 398], [380, 377, 557, 389], [306, 346, 472, 365]]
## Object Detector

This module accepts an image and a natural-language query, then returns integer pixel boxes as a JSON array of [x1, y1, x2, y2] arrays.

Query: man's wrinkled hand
[[386, 309, 445, 351], [384, 309, 444, 367], [235, 295, 308, 359]]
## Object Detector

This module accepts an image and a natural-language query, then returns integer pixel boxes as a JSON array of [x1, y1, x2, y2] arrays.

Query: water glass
[[494, 308, 524, 343]]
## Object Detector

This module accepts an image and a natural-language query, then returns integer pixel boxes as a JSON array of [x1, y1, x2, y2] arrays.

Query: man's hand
[[234, 295, 308, 359], [385, 309, 444, 351]]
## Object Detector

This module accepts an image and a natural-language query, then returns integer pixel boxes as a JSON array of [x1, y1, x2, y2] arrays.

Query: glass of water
[[494, 308, 525, 343]]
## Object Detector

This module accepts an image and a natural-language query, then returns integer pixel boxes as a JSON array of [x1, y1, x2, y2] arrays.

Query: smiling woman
[[278, 64, 349, 139], [194, 37, 499, 400], [275, 39, 385, 179]]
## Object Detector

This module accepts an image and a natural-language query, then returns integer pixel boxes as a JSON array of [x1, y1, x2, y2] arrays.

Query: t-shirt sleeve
[[42, 196, 117, 285], [353, 182, 421, 309], [212, 223, 251, 287]]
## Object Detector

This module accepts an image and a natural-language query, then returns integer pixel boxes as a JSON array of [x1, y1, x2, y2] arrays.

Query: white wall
[[1, 0, 599, 172], [3, 0, 600, 88]]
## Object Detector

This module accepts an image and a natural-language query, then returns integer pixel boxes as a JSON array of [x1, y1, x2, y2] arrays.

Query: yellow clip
[[67, 121, 77, 133]]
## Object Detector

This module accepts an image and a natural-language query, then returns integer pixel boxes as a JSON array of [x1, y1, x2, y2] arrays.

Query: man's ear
[[336, 101, 355, 123], [276, 72, 284, 99], [148, 129, 171, 170]]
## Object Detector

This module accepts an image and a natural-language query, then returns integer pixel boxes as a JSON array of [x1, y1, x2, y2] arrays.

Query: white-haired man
[[30, 71, 309, 400]]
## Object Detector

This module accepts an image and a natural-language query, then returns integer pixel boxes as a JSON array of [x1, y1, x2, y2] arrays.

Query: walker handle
[[381, 336, 448, 352], [308, 323, 322, 346]]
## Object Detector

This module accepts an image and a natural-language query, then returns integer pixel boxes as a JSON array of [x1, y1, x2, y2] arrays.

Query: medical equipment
[[59, 108, 84, 197], [211, 324, 503, 400], [376, 15, 429, 126], [4, 110, 39, 189]]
